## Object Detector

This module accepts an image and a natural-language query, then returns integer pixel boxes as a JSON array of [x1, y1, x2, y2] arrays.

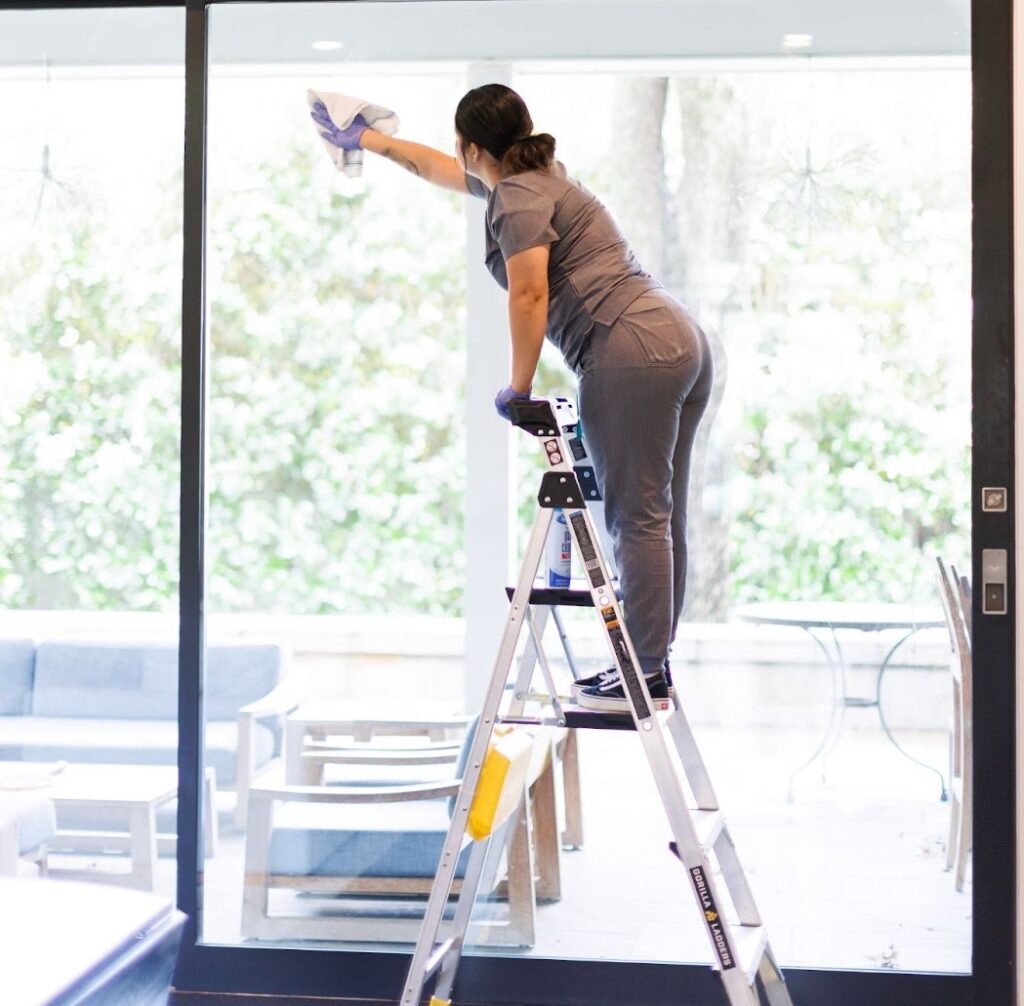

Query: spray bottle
[[546, 509, 572, 588]]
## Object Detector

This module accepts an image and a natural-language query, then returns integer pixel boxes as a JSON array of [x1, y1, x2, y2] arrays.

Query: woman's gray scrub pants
[[576, 289, 713, 676]]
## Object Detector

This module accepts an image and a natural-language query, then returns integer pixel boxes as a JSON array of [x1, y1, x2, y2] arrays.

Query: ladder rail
[[543, 422, 772, 987], [564, 505, 780, 999], [509, 605, 548, 716], [551, 605, 584, 680], [524, 607, 566, 724], [559, 503, 714, 861], [432, 834, 493, 1000], [665, 702, 720, 810], [400, 506, 553, 1006]]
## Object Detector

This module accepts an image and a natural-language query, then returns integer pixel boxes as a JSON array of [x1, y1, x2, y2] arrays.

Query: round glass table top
[[735, 601, 945, 631]]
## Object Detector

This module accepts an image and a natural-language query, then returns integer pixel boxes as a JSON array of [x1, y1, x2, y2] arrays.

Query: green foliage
[[728, 114, 971, 605], [206, 143, 468, 615], [0, 204, 182, 609], [0, 71, 971, 618], [0, 140, 467, 615]]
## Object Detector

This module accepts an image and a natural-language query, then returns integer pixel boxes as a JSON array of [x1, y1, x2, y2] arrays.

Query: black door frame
[[1, 0, 997, 1001], [172, 3, 1016, 999], [968, 2, 1017, 1005]]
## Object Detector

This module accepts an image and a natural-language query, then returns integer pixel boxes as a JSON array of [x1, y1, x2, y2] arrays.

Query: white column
[[464, 61, 516, 711]]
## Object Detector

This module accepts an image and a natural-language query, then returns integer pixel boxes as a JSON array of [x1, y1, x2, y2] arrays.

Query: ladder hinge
[[538, 471, 585, 508]]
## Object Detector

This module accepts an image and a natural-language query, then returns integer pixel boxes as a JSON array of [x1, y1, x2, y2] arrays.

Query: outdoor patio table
[[736, 601, 946, 800], [0, 761, 217, 889]]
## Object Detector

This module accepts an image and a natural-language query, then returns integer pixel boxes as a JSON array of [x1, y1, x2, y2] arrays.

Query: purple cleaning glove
[[494, 384, 533, 421], [311, 102, 369, 151]]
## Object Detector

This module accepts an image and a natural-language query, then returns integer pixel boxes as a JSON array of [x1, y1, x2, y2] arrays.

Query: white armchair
[[234, 677, 304, 830], [241, 723, 561, 947]]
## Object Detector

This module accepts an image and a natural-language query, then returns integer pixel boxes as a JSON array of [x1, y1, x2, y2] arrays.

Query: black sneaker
[[576, 670, 671, 712], [570, 666, 619, 697]]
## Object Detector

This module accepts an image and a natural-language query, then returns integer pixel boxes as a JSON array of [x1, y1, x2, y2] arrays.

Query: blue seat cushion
[[0, 793, 57, 853], [55, 799, 205, 841], [31, 642, 283, 723], [0, 640, 35, 716], [268, 799, 471, 879], [0, 717, 274, 786]]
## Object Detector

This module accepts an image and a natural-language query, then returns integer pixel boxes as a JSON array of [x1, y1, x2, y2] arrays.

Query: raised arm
[[359, 130, 469, 193], [311, 103, 468, 194]]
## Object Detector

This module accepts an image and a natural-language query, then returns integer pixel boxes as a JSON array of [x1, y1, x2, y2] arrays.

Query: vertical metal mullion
[[176, 0, 208, 980], [971, 0, 1016, 1001]]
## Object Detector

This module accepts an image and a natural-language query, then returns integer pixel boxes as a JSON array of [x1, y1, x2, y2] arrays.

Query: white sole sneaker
[[569, 668, 619, 697], [574, 672, 672, 712]]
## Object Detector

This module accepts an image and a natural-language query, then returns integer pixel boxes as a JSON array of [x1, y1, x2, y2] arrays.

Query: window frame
[[1, 0, 997, 1001]]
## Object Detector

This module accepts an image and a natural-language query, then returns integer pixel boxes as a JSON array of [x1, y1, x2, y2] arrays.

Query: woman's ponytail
[[500, 132, 556, 177]]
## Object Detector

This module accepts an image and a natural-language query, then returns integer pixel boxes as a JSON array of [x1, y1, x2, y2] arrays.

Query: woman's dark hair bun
[[455, 83, 556, 177], [502, 132, 556, 175]]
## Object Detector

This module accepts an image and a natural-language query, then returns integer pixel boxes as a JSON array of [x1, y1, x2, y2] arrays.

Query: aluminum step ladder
[[400, 397, 796, 1006]]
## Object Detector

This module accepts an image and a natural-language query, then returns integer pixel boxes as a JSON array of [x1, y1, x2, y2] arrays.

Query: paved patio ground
[[50, 717, 966, 977]]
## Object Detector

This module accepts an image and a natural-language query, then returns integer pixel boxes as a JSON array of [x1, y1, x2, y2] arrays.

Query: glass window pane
[[0, 7, 184, 896], [200, 0, 971, 981], [202, 3, 469, 948], [518, 59, 970, 971]]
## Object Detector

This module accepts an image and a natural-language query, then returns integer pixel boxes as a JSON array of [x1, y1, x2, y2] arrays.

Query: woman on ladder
[[313, 84, 713, 711]]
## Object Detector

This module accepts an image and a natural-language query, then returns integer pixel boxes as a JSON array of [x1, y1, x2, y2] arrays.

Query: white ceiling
[[0, 0, 971, 71]]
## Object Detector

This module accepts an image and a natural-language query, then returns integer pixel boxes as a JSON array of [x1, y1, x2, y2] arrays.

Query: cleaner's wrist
[[358, 127, 381, 152]]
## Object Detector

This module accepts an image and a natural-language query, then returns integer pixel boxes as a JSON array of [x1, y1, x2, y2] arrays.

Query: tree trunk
[[673, 78, 750, 622], [600, 75, 748, 623], [606, 78, 670, 279]]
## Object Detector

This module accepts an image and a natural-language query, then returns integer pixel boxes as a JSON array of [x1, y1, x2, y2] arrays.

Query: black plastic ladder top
[[500, 706, 650, 732], [508, 399, 561, 435], [504, 585, 621, 606]]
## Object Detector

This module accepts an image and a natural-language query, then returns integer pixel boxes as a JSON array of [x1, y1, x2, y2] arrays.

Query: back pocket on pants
[[619, 296, 696, 368]]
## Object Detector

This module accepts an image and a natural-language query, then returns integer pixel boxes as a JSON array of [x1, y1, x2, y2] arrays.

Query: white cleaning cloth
[[307, 88, 400, 178]]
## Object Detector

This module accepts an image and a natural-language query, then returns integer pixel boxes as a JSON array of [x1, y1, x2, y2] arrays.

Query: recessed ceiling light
[[311, 40, 344, 52], [782, 33, 814, 50]]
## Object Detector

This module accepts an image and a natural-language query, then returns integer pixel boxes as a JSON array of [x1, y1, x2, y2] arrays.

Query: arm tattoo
[[381, 142, 420, 177]]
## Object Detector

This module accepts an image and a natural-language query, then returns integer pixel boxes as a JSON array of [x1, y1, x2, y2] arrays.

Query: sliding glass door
[[170, 0, 1011, 1003], [0, 4, 185, 894]]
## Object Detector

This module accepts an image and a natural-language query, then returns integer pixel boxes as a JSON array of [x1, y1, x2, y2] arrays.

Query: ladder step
[[727, 923, 768, 986], [505, 582, 622, 607], [423, 938, 456, 980], [694, 810, 726, 849], [558, 706, 669, 731], [667, 809, 725, 856], [500, 710, 645, 731]]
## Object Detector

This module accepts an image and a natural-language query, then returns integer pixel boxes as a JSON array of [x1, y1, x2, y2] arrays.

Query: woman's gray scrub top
[[466, 163, 661, 372]]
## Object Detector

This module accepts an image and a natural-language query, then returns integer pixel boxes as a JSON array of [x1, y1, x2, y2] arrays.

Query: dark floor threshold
[[170, 995, 560, 1006], [171, 994, 386, 1005]]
